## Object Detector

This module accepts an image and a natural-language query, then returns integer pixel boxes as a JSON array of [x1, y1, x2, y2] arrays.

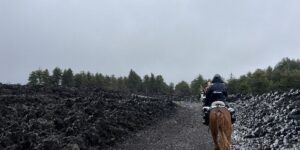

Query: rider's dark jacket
[[204, 76, 228, 106]]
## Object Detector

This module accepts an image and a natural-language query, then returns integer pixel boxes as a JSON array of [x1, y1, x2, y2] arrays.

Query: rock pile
[[232, 89, 300, 149], [0, 84, 175, 150]]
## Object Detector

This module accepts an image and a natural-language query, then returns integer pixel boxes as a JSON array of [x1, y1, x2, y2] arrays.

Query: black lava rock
[[232, 89, 300, 149], [0, 85, 176, 149]]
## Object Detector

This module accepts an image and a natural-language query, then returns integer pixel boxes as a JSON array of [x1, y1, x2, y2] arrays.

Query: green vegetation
[[228, 58, 300, 94], [28, 57, 300, 96], [61, 69, 74, 87], [28, 68, 175, 95], [127, 69, 142, 93], [175, 81, 191, 96], [190, 75, 205, 95]]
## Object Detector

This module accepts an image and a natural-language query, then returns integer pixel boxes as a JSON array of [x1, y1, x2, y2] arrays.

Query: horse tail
[[218, 109, 231, 150]]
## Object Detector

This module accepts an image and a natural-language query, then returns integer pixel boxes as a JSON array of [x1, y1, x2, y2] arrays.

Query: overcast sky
[[1, 0, 300, 84]]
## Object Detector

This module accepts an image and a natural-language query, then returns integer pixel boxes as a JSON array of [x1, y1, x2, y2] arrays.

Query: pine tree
[[110, 75, 118, 90], [149, 73, 156, 94], [28, 71, 38, 85], [51, 67, 62, 86], [175, 81, 191, 96], [127, 69, 142, 93], [42, 69, 50, 85], [36, 69, 43, 85], [116, 77, 127, 91], [190, 74, 205, 95], [168, 82, 175, 95], [142, 75, 150, 94], [74, 73, 83, 87], [62, 68, 74, 87], [95, 73, 104, 87], [155, 75, 168, 94]]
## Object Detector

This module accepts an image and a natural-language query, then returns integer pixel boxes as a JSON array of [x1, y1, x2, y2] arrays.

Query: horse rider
[[202, 74, 236, 125]]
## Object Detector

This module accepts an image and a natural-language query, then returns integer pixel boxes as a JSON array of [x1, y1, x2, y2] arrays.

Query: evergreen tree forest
[[228, 58, 300, 94], [28, 68, 179, 95], [28, 58, 300, 96]]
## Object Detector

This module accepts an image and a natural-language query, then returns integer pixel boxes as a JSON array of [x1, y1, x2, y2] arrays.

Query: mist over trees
[[228, 58, 300, 94]]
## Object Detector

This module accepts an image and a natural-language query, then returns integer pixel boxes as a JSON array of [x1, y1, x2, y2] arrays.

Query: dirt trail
[[108, 101, 214, 150]]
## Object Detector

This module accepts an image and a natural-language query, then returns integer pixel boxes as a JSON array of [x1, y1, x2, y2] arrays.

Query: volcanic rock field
[[0, 84, 175, 150], [233, 89, 300, 149], [1, 83, 300, 150]]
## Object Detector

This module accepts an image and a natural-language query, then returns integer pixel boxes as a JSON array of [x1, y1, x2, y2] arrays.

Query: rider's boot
[[202, 110, 209, 125], [228, 107, 236, 124], [232, 115, 236, 124]]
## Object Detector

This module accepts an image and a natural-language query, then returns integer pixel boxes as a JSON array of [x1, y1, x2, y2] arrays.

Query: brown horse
[[209, 102, 232, 150]]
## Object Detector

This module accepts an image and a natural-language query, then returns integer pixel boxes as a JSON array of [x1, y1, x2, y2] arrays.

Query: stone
[[0, 84, 175, 149], [232, 89, 300, 149]]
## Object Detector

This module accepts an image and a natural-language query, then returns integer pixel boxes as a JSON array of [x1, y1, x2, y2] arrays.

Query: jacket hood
[[212, 74, 224, 83]]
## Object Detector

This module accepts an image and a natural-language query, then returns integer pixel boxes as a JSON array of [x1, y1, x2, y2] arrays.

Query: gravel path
[[108, 101, 214, 150]]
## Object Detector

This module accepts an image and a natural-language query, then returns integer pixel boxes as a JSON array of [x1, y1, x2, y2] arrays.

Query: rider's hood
[[212, 74, 224, 83]]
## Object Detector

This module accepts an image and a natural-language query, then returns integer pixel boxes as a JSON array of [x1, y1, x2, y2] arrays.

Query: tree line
[[228, 57, 300, 95], [28, 68, 206, 96], [28, 58, 299, 96]]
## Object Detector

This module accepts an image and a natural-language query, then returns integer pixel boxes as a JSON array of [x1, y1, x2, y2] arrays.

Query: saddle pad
[[211, 101, 226, 109]]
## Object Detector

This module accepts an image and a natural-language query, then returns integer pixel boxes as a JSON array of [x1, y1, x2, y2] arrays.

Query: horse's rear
[[209, 107, 232, 150]]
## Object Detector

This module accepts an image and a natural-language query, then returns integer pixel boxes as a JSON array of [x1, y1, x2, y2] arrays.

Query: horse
[[209, 101, 232, 150]]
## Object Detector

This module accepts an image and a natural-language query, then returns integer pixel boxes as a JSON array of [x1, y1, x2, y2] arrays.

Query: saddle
[[211, 101, 226, 108], [202, 101, 225, 112], [202, 101, 235, 113], [202, 101, 236, 125]]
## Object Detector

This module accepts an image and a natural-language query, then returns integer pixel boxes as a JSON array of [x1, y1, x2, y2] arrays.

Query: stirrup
[[228, 108, 235, 113]]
